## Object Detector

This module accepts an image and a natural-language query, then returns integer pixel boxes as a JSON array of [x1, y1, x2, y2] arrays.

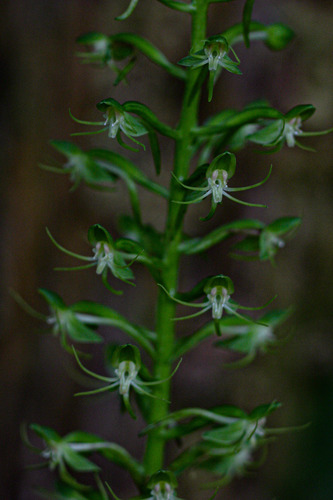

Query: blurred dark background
[[1, 0, 333, 498]]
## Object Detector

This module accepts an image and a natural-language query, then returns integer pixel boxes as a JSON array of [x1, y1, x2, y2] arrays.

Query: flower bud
[[265, 23, 294, 51]]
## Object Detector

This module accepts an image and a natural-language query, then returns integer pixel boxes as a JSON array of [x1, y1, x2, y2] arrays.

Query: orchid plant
[[19, 0, 331, 498]]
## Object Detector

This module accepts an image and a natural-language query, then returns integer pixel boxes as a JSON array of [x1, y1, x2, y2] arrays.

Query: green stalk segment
[[143, 0, 209, 475]]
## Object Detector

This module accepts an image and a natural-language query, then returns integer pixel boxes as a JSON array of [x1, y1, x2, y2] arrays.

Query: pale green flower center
[[93, 38, 109, 55], [104, 108, 124, 138], [204, 42, 227, 71], [94, 242, 114, 274], [115, 360, 138, 396], [151, 481, 175, 500], [284, 116, 302, 147], [207, 169, 228, 203], [208, 285, 229, 319]]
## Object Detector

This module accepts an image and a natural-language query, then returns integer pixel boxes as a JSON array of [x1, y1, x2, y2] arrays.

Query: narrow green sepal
[[265, 23, 295, 51], [115, 0, 139, 21]]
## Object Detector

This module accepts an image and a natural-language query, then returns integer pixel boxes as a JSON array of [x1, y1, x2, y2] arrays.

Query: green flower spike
[[39, 140, 117, 192], [73, 344, 180, 419], [159, 274, 271, 336], [76, 32, 135, 85], [46, 224, 144, 294], [178, 35, 241, 101], [70, 98, 148, 151], [173, 152, 270, 221], [248, 104, 333, 152]]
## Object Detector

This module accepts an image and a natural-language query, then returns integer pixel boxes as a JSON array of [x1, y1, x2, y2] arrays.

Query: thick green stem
[[143, 0, 209, 476]]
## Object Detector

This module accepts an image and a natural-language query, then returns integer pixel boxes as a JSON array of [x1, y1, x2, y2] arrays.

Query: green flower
[[197, 403, 282, 488], [215, 309, 291, 367], [205, 276, 234, 320], [70, 98, 148, 151], [179, 36, 240, 73], [159, 274, 271, 336], [143, 402, 285, 489], [231, 216, 301, 263], [39, 140, 117, 191], [248, 104, 333, 152], [97, 98, 148, 143], [199, 442, 257, 488], [145, 470, 181, 500], [10, 288, 103, 354], [105, 470, 182, 500], [76, 32, 113, 66], [172, 152, 270, 221], [73, 344, 180, 419], [40, 289, 103, 350], [22, 424, 101, 490], [179, 35, 241, 101], [76, 32, 135, 85], [46, 225, 144, 294]]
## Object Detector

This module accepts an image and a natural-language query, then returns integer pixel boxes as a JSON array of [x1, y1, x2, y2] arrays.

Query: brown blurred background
[[1, 0, 333, 498]]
